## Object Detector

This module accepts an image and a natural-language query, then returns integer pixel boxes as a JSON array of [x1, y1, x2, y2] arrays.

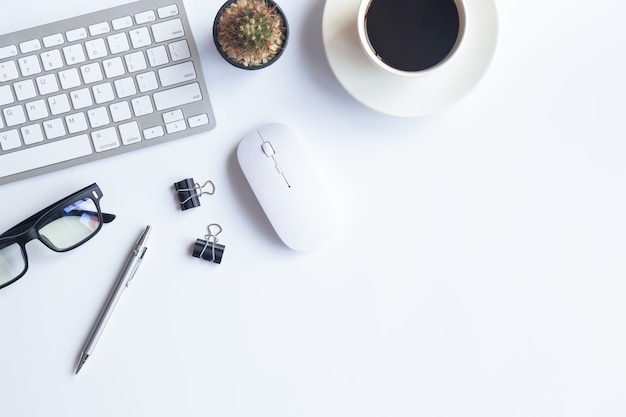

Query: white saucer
[[322, 0, 498, 117]]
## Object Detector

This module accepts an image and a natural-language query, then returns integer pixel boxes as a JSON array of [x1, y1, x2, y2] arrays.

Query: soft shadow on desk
[[299, 0, 357, 106], [226, 148, 288, 251]]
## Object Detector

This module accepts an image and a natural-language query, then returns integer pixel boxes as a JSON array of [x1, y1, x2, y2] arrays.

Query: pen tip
[[75, 353, 89, 375]]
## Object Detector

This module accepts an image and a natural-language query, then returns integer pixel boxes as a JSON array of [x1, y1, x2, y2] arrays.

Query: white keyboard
[[0, 0, 216, 185]]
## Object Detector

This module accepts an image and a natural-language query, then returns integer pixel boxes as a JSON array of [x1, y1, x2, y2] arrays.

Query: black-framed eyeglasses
[[0, 183, 116, 290]]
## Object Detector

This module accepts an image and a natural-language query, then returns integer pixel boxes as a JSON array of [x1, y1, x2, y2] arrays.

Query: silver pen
[[75, 225, 151, 375]]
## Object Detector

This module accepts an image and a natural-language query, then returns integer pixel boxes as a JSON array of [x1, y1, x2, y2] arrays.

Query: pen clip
[[125, 227, 151, 287], [126, 246, 147, 287]]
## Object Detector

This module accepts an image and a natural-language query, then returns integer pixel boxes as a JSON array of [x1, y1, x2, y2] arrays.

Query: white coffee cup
[[357, 0, 466, 77]]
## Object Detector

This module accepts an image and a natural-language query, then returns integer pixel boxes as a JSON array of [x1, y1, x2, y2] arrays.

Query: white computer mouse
[[237, 123, 338, 251]]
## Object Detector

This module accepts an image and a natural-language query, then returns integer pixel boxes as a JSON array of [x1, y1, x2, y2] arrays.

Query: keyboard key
[[3, 105, 26, 126], [169, 40, 190, 62], [166, 120, 186, 134], [70, 88, 93, 109], [25, 99, 49, 121], [136, 71, 158, 92], [153, 82, 202, 111], [21, 124, 44, 145], [92, 82, 115, 104], [107, 33, 130, 54], [91, 127, 120, 152], [66, 28, 88, 42], [124, 51, 147, 73], [119, 121, 141, 145], [135, 10, 156, 24], [112, 16, 133, 31], [114, 77, 136, 98], [89, 22, 111, 36], [85, 38, 108, 60], [0, 45, 18, 60], [0, 135, 92, 179], [48, 94, 71, 115], [158, 4, 179, 19], [43, 118, 66, 139], [63, 44, 86, 65], [103, 57, 126, 78], [0, 61, 19, 82], [43, 33, 64, 48], [158, 61, 196, 87], [14, 80, 36, 101], [19, 39, 42, 54], [189, 113, 209, 128], [80, 62, 104, 84], [58, 68, 81, 89], [130, 27, 152, 49], [151, 18, 184, 43], [65, 112, 88, 133], [0, 130, 21, 151], [147, 45, 169, 67], [0, 85, 14, 106], [35, 74, 59, 95], [144, 125, 164, 139], [87, 107, 110, 128], [162, 109, 183, 123], [131, 95, 153, 116], [18, 55, 42, 76], [109, 101, 132, 122], [41, 50, 64, 71]]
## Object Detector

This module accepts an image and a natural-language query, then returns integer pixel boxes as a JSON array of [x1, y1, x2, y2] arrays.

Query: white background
[[1, 0, 625, 416]]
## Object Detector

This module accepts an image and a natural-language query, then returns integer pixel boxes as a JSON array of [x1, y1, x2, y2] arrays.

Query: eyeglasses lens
[[38, 198, 102, 250], [0, 242, 26, 286]]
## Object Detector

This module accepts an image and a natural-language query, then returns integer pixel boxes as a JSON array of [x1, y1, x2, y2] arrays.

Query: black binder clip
[[174, 178, 215, 211], [192, 224, 225, 264]]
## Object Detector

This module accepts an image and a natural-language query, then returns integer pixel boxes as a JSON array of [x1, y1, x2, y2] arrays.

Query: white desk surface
[[1, 0, 625, 416]]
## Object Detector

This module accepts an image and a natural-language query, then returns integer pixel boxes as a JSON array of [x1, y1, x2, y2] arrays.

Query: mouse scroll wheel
[[261, 141, 275, 157]]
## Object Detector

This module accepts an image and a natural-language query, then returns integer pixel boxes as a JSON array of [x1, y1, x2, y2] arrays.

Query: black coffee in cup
[[364, 0, 461, 72]]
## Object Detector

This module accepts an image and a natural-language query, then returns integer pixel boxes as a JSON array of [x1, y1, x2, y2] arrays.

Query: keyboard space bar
[[0, 135, 93, 179]]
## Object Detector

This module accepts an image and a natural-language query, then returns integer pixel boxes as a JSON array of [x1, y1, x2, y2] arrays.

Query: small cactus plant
[[214, 0, 288, 69]]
